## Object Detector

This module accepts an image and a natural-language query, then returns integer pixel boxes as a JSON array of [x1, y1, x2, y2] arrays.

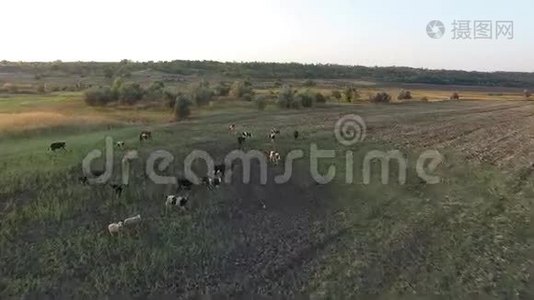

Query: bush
[[190, 80, 214, 106], [229, 80, 254, 100], [370, 92, 392, 103], [144, 81, 165, 101], [314, 92, 327, 104], [254, 95, 268, 111], [303, 79, 316, 87], [296, 91, 315, 108], [331, 90, 342, 100], [524, 89, 532, 99], [421, 96, 429, 102], [214, 82, 230, 96], [119, 83, 144, 105], [277, 85, 295, 109], [397, 89, 412, 100], [174, 94, 192, 120], [84, 86, 114, 106], [165, 90, 178, 109], [36, 83, 46, 94], [343, 87, 360, 102], [450, 92, 460, 100], [111, 77, 123, 100], [273, 79, 283, 88]]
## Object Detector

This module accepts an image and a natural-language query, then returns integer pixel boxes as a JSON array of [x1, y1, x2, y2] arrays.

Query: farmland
[[1, 64, 534, 298]]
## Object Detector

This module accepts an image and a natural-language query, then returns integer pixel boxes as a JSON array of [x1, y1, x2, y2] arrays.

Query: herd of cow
[[48, 124, 300, 236]]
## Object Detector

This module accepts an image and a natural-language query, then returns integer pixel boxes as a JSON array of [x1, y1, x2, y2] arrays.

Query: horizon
[[1, 0, 532, 72], [3, 59, 534, 75]]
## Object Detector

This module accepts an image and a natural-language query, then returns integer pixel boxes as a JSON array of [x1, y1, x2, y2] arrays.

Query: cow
[[228, 124, 237, 134], [165, 195, 188, 209], [268, 150, 281, 165], [110, 184, 124, 197], [294, 130, 299, 140], [241, 131, 252, 138], [237, 136, 246, 148], [49, 142, 66, 152], [139, 131, 152, 142], [177, 178, 193, 191], [116, 141, 125, 149]]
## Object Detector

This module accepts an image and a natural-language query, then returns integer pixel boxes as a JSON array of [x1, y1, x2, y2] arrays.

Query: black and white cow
[[165, 195, 188, 209], [116, 141, 125, 149], [268, 150, 281, 165], [139, 131, 152, 142], [110, 184, 124, 197], [241, 131, 252, 138], [177, 178, 194, 191], [202, 176, 222, 190], [228, 124, 236, 134], [237, 136, 246, 148], [50, 142, 66, 151], [294, 130, 299, 140]]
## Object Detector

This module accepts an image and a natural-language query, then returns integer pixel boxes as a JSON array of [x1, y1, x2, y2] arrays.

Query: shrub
[[524, 89, 532, 99], [165, 90, 178, 109], [303, 79, 316, 87], [296, 91, 315, 108], [174, 94, 192, 120], [450, 92, 460, 100], [84, 86, 114, 106], [36, 83, 46, 94], [119, 83, 144, 105], [370, 92, 392, 103], [190, 80, 214, 106], [254, 95, 268, 111], [397, 89, 412, 100], [314, 92, 327, 104], [214, 82, 230, 96], [343, 87, 360, 102], [2, 83, 18, 93], [331, 90, 342, 100], [144, 81, 165, 101], [273, 79, 283, 88], [104, 67, 114, 79], [277, 85, 295, 109], [421, 96, 429, 102], [111, 77, 123, 100], [229, 80, 254, 100]]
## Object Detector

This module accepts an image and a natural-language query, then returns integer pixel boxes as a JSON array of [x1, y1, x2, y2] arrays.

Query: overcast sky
[[1, 0, 532, 72]]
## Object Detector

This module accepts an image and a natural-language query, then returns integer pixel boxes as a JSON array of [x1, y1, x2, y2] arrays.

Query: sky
[[1, 0, 533, 72]]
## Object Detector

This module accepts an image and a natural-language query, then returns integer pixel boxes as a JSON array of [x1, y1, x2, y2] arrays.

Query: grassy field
[[1, 84, 534, 298]]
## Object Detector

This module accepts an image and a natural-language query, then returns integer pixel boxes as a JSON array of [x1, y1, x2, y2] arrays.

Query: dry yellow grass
[[0, 111, 113, 132]]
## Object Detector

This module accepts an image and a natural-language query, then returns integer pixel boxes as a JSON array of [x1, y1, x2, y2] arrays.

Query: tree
[[190, 80, 214, 106], [229, 80, 254, 100], [119, 83, 144, 105], [277, 85, 294, 109], [84, 86, 114, 106], [174, 94, 192, 120], [296, 90, 315, 108]]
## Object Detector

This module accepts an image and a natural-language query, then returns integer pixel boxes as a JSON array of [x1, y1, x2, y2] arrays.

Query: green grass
[[0, 97, 533, 297]]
